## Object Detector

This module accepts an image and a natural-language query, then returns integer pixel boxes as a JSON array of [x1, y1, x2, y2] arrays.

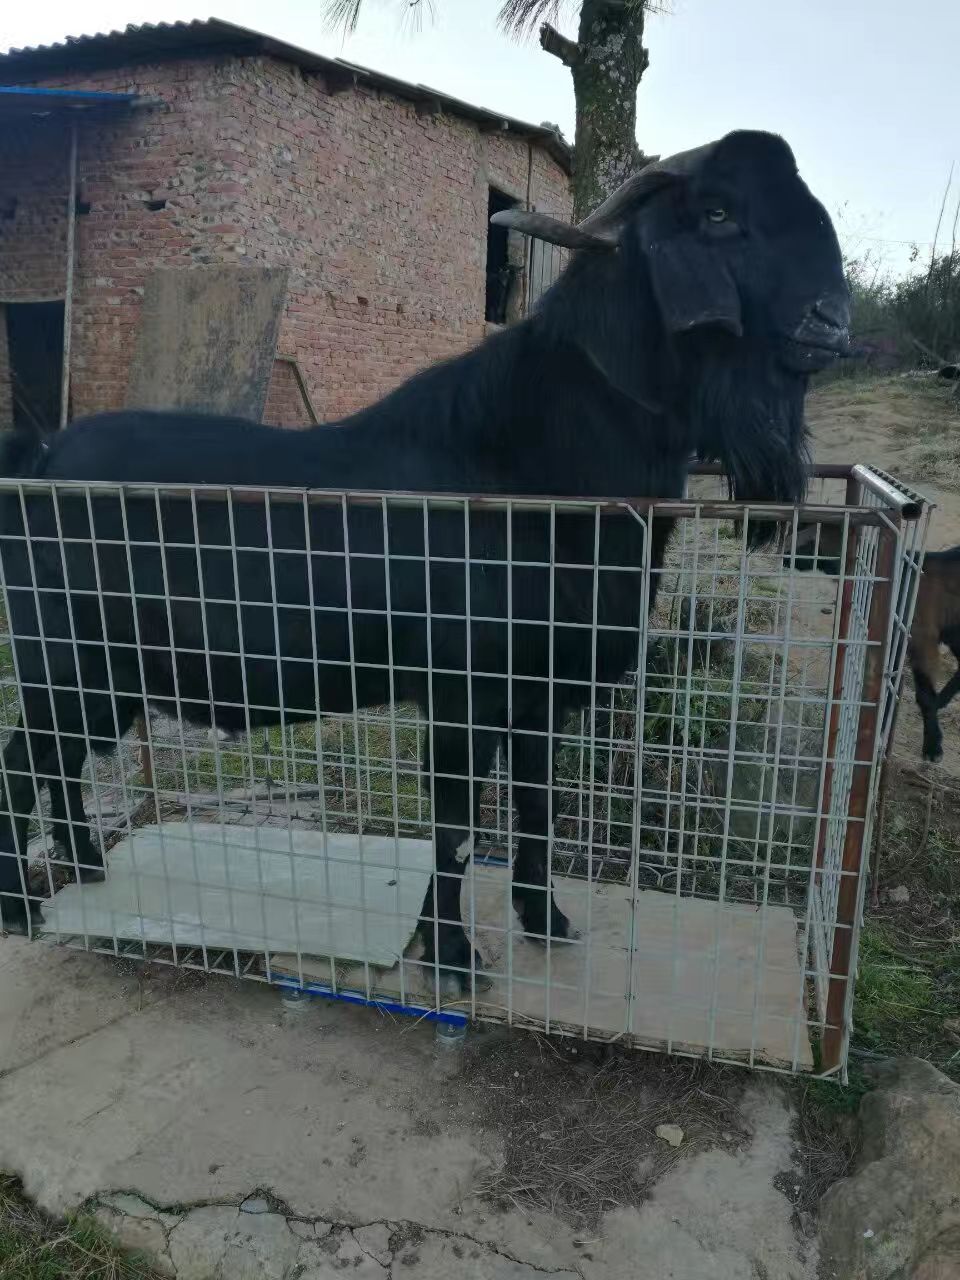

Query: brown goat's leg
[[936, 665, 960, 711], [910, 634, 944, 762]]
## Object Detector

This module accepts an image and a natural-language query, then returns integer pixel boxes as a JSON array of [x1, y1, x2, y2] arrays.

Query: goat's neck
[[335, 309, 691, 500]]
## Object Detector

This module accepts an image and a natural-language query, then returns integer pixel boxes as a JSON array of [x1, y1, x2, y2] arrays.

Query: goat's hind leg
[[509, 726, 576, 944], [937, 644, 960, 712], [418, 726, 498, 995]]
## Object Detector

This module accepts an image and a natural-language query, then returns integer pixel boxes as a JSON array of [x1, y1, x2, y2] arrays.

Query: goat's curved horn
[[489, 209, 616, 251], [492, 139, 719, 250], [580, 142, 718, 231]]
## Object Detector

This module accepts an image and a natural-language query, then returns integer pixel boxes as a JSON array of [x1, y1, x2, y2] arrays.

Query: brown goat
[[788, 529, 960, 762]]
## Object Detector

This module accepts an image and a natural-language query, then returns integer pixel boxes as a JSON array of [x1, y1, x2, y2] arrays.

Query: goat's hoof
[[421, 943, 491, 998], [433, 969, 492, 1000], [0, 900, 43, 937], [922, 745, 943, 763], [515, 899, 578, 945]]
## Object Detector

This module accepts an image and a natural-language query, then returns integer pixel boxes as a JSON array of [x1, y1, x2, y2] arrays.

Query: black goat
[[0, 130, 849, 990], [788, 527, 958, 763]]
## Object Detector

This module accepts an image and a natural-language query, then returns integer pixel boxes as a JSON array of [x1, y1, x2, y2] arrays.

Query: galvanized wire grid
[[0, 467, 928, 1078]]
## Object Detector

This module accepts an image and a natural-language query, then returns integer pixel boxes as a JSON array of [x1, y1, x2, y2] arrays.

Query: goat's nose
[[812, 294, 850, 331]]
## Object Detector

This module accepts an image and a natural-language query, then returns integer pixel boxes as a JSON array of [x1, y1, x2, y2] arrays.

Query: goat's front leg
[[46, 737, 104, 885], [418, 725, 497, 994], [0, 718, 50, 933], [911, 635, 944, 762], [509, 726, 576, 943]]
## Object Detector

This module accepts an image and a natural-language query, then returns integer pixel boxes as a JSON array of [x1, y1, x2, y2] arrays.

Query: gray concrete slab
[[0, 935, 817, 1279]]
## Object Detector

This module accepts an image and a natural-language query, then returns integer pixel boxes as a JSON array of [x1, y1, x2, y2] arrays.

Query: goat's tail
[[0, 425, 48, 480]]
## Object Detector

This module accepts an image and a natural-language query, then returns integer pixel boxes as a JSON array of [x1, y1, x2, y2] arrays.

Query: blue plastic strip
[[271, 974, 468, 1025], [0, 86, 139, 102]]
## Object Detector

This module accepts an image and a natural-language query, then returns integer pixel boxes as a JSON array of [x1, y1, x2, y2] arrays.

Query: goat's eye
[[706, 208, 728, 223]]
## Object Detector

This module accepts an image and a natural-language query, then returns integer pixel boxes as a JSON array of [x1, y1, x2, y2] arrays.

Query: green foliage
[[840, 246, 960, 370], [0, 1176, 159, 1280], [891, 250, 960, 363], [853, 921, 957, 1065]]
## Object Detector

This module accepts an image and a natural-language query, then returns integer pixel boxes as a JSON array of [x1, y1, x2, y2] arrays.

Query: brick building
[[0, 18, 571, 430]]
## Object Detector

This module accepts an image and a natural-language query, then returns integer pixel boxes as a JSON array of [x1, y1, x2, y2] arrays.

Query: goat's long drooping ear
[[646, 235, 742, 337]]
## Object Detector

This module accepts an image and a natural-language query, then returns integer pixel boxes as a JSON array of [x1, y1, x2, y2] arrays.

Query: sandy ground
[[808, 375, 960, 776]]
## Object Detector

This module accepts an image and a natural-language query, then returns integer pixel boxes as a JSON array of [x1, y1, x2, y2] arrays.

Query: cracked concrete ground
[[0, 937, 817, 1278]]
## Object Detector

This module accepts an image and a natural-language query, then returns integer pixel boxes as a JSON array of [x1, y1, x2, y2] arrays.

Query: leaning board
[[275, 863, 813, 1069], [40, 823, 433, 969]]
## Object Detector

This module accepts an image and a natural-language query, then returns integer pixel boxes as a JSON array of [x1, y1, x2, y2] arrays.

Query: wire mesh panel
[[0, 467, 928, 1077]]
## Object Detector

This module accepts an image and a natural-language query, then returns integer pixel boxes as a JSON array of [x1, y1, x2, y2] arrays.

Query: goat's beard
[[686, 343, 810, 547]]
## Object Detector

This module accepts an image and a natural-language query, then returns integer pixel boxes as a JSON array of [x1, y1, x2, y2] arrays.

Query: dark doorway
[[5, 301, 65, 430], [485, 188, 518, 324]]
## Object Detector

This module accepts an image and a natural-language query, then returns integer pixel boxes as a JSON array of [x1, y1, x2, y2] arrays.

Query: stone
[[355, 1221, 393, 1265], [820, 1058, 960, 1280], [288, 1218, 317, 1239], [889, 885, 911, 904], [655, 1123, 684, 1148], [94, 1207, 175, 1277], [98, 1192, 160, 1219], [240, 1195, 271, 1213], [167, 1205, 301, 1280]]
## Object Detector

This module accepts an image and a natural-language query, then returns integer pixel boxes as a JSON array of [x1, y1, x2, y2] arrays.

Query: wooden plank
[[126, 266, 288, 420]]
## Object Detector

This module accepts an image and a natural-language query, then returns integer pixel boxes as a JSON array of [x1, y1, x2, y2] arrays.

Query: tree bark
[[541, 0, 650, 222]]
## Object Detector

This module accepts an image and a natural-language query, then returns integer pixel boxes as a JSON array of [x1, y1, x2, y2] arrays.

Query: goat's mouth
[[779, 318, 851, 372]]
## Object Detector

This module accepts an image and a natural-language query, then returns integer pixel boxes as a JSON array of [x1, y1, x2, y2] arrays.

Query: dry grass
[[861, 763, 960, 1077], [455, 1031, 748, 1229], [789, 1082, 859, 1218], [0, 1175, 160, 1280]]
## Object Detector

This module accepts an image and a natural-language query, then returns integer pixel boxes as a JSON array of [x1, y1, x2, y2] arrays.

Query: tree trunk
[[541, 0, 650, 222]]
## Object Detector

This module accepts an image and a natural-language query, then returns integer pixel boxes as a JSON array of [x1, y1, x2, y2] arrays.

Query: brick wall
[[0, 119, 70, 302], [0, 52, 570, 425], [232, 57, 571, 419], [0, 118, 70, 427]]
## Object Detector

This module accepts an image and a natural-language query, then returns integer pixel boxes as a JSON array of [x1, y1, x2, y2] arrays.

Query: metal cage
[[0, 463, 928, 1078]]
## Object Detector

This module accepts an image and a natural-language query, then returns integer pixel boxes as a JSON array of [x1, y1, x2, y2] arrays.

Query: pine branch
[[323, 0, 364, 34]]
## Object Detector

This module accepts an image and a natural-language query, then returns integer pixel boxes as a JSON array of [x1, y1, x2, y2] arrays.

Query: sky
[[3, 0, 957, 277]]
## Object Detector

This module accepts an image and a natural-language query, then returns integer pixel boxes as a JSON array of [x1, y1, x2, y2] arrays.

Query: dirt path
[[808, 374, 960, 775]]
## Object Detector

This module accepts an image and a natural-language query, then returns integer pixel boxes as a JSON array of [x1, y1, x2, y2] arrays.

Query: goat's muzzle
[[780, 294, 851, 372]]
